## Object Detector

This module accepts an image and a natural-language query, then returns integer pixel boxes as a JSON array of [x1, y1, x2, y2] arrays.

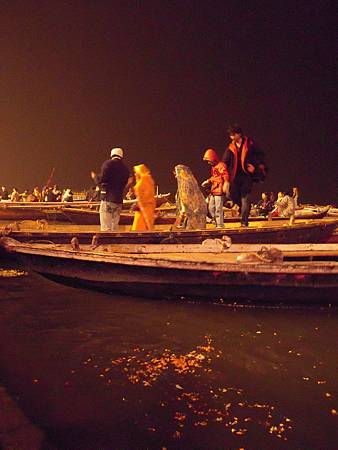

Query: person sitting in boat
[[292, 186, 300, 208], [10, 187, 21, 202], [174, 164, 207, 229], [0, 186, 9, 201], [254, 191, 274, 217], [201, 148, 229, 228], [85, 171, 101, 202], [43, 186, 55, 202], [52, 185, 62, 202], [272, 189, 296, 223], [131, 164, 156, 231], [32, 186, 42, 202], [61, 188, 73, 202], [26, 192, 38, 202], [20, 189, 29, 202], [125, 178, 136, 201]]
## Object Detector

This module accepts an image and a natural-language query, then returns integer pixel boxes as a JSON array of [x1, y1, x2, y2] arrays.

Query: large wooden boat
[[1, 237, 337, 302], [0, 201, 102, 221], [233, 205, 331, 221], [1, 219, 337, 245], [61, 207, 175, 225], [0, 203, 68, 221], [60, 204, 331, 226]]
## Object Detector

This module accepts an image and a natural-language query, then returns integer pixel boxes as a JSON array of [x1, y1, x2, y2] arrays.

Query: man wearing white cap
[[95, 147, 130, 231]]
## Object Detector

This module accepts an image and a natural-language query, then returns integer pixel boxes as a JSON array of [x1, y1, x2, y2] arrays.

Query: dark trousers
[[230, 174, 253, 226]]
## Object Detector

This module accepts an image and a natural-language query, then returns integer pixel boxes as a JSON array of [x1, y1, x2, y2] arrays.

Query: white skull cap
[[110, 147, 124, 158]]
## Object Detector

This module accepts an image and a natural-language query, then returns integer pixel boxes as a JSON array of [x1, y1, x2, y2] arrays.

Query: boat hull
[[14, 252, 338, 303], [60, 206, 330, 226], [2, 220, 337, 245]]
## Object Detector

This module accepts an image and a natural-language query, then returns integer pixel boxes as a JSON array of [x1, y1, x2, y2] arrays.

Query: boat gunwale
[[2, 239, 338, 274]]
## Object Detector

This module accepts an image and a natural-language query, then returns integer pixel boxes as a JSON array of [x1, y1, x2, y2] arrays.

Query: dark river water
[[0, 257, 337, 450]]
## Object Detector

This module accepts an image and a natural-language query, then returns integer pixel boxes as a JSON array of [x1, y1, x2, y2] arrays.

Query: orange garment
[[228, 137, 252, 181], [131, 164, 156, 231], [203, 148, 229, 195]]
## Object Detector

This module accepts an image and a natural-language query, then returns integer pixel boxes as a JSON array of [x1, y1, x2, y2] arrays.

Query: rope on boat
[[160, 232, 183, 244], [237, 246, 284, 263]]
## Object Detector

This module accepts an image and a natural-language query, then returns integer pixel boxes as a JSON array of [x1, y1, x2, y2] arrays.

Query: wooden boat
[[1, 219, 337, 245], [1, 237, 337, 302], [0, 194, 171, 221], [328, 207, 338, 217], [239, 205, 331, 221], [61, 207, 175, 225], [0, 204, 68, 221], [60, 204, 331, 226], [122, 192, 171, 209], [0, 200, 103, 221]]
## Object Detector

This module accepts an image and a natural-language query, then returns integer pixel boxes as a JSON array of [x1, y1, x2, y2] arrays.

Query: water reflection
[[79, 336, 292, 441], [0, 268, 27, 278], [0, 263, 337, 449]]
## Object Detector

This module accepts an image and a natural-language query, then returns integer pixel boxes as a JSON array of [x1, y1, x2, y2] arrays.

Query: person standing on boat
[[222, 125, 267, 227], [174, 164, 207, 229], [201, 148, 229, 228], [131, 164, 156, 231], [95, 147, 130, 231]]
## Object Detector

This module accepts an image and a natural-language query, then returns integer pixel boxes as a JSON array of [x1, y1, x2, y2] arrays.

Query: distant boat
[[239, 205, 331, 221], [0, 194, 172, 222], [1, 237, 337, 303], [122, 193, 171, 209]]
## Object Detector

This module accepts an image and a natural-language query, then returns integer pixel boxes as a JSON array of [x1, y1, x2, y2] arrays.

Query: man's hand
[[247, 163, 255, 174], [201, 180, 210, 187], [223, 181, 230, 196]]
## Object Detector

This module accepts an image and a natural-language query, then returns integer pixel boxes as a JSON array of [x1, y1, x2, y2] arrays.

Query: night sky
[[1, 0, 337, 204]]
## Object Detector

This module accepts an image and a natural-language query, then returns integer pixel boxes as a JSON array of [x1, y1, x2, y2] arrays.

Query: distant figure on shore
[[222, 125, 267, 227], [174, 164, 207, 229], [131, 164, 156, 231], [94, 147, 130, 231], [202, 148, 229, 228]]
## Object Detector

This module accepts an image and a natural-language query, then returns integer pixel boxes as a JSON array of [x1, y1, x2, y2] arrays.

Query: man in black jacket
[[95, 147, 130, 231], [222, 125, 267, 227]]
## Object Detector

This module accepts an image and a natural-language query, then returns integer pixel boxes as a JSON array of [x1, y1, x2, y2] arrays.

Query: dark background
[[1, 0, 337, 204]]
